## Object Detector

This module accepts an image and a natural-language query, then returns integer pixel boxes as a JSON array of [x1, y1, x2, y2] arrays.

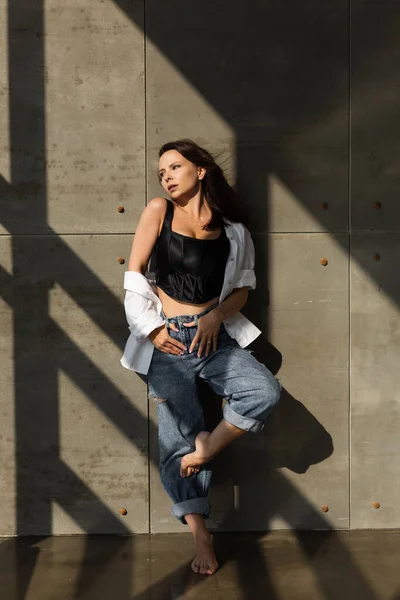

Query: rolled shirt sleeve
[[234, 226, 256, 290], [123, 290, 165, 342]]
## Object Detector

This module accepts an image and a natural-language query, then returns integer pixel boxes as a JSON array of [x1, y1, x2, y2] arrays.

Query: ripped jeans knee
[[149, 393, 167, 404]]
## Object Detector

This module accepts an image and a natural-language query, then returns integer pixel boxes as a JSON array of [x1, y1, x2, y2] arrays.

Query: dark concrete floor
[[0, 530, 399, 600]]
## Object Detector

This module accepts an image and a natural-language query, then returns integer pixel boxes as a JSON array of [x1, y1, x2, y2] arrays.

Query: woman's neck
[[175, 192, 209, 221]]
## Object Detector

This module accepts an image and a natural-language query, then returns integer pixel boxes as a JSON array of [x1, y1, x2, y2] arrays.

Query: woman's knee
[[269, 375, 282, 407], [257, 370, 281, 412]]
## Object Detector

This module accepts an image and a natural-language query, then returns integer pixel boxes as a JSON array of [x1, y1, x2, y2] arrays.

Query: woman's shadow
[[202, 337, 334, 534]]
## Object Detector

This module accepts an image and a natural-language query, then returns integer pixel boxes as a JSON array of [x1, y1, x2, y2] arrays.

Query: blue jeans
[[147, 303, 281, 524]]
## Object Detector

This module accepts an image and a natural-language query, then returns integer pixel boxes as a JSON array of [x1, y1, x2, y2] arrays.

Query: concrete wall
[[0, 0, 399, 535]]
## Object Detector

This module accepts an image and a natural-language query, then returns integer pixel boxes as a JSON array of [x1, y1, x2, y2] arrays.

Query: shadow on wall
[[1, 0, 398, 599], [200, 373, 334, 533]]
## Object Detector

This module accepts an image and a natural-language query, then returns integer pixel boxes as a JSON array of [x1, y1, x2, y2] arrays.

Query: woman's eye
[[173, 165, 180, 169]]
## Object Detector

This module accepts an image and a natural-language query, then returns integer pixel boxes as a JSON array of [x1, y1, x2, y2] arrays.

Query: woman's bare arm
[[127, 197, 167, 274], [126, 197, 186, 354], [216, 287, 249, 320]]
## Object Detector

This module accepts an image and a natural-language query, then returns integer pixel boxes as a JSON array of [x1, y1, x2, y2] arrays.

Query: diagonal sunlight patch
[[146, 39, 236, 193], [52, 500, 87, 536], [0, 0, 11, 188], [56, 370, 149, 533], [0, 236, 13, 277], [44, 0, 146, 233], [52, 459, 135, 534], [51, 317, 152, 455], [268, 172, 341, 233], [147, 37, 234, 137], [49, 281, 126, 369], [49, 283, 148, 421], [0, 292, 16, 535]]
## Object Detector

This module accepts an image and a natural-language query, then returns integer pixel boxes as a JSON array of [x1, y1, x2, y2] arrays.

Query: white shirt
[[120, 219, 262, 374]]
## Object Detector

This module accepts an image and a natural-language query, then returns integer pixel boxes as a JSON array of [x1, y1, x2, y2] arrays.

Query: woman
[[121, 139, 281, 575]]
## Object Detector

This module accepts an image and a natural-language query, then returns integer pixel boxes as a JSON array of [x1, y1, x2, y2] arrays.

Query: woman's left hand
[[184, 308, 222, 357]]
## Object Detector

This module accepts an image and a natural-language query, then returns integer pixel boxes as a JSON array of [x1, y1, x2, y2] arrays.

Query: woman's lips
[[168, 185, 178, 191]]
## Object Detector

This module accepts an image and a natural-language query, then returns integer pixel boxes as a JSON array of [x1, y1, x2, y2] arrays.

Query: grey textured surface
[[350, 234, 400, 528]]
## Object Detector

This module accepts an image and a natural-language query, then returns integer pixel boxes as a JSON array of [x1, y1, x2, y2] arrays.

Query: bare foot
[[191, 529, 219, 575], [180, 432, 212, 478]]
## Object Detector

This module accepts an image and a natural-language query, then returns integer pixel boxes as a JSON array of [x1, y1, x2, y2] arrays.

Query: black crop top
[[154, 200, 230, 304]]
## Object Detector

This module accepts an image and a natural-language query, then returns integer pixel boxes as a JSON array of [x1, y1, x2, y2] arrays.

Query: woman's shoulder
[[147, 196, 169, 213], [143, 197, 169, 229]]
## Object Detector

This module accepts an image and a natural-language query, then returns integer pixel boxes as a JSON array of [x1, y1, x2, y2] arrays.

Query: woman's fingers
[[166, 345, 182, 355], [199, 337, 212, 358], [204, 338, 214, 357], [197, 337, 205, 357], [189, 332, 200, 354], [161, 322, 220, 357], [191, 332, 219, 357], [171, 338, 186, 353], [183, 321, 196, 327], [165, 340, 185, 355], [165, 330, 186, 353]]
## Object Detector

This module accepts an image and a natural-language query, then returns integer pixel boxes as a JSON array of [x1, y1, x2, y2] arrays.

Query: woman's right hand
[[148, 324, 187, 355]]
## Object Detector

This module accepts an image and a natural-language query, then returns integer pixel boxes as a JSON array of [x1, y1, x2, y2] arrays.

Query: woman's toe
[[191, 560, 199, 573], [180, 460, 187, 478], [199, 563, 208, 575]]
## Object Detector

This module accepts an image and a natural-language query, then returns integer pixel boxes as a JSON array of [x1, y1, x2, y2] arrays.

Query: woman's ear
[[198, 167, 206, 181]]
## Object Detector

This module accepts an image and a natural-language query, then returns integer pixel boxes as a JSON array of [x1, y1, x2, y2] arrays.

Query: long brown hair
[[158, 139, 249, 229]]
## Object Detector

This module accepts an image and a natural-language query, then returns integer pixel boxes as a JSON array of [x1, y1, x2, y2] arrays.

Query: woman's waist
[[157, 286, 219, 319]]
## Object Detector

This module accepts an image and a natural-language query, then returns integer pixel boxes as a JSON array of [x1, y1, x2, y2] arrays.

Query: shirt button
[[229, 258, 234, 262]]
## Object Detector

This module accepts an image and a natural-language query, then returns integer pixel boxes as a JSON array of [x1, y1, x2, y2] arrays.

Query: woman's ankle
[[185, 513, 209, 537]]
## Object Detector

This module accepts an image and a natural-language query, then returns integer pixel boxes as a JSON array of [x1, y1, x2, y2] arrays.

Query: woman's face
[[158, 149, 204, 199]]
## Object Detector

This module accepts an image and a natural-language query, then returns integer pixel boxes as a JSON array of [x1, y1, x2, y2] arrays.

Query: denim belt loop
[[192, 314, 199, 327]]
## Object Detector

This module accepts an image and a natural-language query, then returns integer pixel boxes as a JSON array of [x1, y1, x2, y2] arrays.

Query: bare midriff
[[157, 287, 219, 319]]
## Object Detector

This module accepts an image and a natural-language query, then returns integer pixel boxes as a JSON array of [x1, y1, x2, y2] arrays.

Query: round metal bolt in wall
[[373, 202, 382, 210], [117, 205, 125, 213], [120, 508, 128, 515], [320, 258, 328, 266], [321, 202, 329, 210], [321, 505, 329, 513], [372, 501, 380, 509], [373, 254, 381, 261], [117, 257, 125, 264]]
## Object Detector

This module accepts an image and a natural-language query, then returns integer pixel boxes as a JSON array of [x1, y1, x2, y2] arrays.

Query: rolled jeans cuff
[[171, 497, 210, 524], [223, 404, 265, 433]]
